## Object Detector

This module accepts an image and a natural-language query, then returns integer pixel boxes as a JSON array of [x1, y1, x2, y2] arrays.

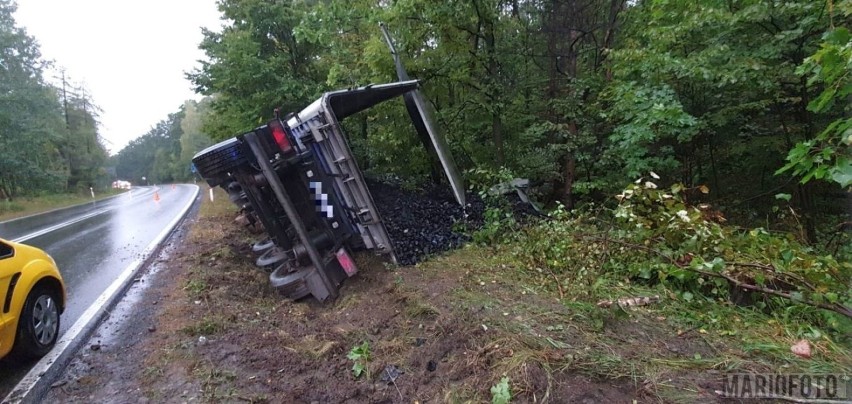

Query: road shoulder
[[42, 213, 201, 403]]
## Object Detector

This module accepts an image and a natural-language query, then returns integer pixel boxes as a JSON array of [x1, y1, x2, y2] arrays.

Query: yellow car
[[0, 238, 65, 360]]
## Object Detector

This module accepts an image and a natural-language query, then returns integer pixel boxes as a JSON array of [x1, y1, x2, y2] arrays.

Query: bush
[[501, 175, 852, 333]]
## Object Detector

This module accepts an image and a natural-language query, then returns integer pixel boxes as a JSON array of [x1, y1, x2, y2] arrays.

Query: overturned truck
[[192, 80, 464, 302]]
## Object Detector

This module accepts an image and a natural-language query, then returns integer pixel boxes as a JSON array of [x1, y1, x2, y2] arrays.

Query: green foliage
[[506, 177, 851, 332], [63, 95, 109, 191], [490, 376, 511, 404], [114, 109, 184, 183], [614, 179, 723, 257], [346, 341, 371, 379], [604, 83, 698, 178], [0, 0, 110, 198], [474, 205, 517, 245], [0, 0, 66, 198], [611, 0, 836, 216], [0, 200, 24, 215], [178, 99, 213, 181], [779, 23, 852, 188], [187, 0, 847, 235], [188, 0, 326, 141], [111, 98, 216, 184], [466, 167, 519, 244]]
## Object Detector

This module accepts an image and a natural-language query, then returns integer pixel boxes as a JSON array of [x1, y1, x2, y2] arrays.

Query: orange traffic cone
[[154, 191, 160, 202]]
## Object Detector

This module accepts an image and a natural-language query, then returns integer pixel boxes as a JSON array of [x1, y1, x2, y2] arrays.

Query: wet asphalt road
[[0, 184, 199, 396]]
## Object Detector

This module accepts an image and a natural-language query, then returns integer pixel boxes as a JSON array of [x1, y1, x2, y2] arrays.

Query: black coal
[[367, 179, 485, 266]]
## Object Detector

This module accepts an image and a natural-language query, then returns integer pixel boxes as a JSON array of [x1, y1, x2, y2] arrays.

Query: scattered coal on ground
[[366, 179, 495, 266]]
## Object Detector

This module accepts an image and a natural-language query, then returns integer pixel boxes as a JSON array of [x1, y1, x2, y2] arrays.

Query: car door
[[0, 240, 17, 339]]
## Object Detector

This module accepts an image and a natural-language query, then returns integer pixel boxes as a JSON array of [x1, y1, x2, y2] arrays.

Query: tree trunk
[[707, 132, 721, 196], [483, 6, 504, 166], [563, 154, 577, 209], [359, 113, 370, 170]]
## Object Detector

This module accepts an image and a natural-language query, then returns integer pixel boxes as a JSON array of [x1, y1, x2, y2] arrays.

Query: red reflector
[[336, 248, 357, 277], [271, 125, 292, 153]]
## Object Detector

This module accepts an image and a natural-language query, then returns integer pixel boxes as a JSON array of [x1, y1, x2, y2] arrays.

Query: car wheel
[[12, 286, 61, 359]]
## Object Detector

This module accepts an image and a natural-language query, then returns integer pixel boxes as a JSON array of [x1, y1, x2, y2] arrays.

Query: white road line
[[11, 208, 111, 243], [2, 184, 200, 404], [0, 191, 131, 226]]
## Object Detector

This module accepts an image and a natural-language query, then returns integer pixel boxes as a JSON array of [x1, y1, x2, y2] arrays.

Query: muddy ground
[[40, 196, 746, 403]]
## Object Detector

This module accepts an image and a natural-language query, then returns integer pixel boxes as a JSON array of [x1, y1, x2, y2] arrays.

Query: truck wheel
[[252, 239, 275, 254], [269, 265, 310, 300], [256, 246, 288, 268]]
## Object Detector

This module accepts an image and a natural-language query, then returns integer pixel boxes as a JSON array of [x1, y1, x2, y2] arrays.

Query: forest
[[3, 0, 848, 232], [184, 0, 849, 242], [0, 1, 109, 199], [0, 0, 214, 201]]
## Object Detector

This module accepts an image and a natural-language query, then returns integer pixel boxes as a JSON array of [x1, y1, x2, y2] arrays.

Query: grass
[[187, 186, 238, 244], [193, 364, 238, 401], [136, 181, 850, 403], [0, 188, 127, 221], [407, 237, 852, 402], [181, 316, 227, 336]]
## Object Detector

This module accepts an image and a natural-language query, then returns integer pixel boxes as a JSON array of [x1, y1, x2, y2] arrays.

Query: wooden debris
[[596, 295, 661, 309]]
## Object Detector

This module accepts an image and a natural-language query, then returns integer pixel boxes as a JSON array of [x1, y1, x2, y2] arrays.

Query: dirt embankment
[[42, 195, 741, 403]]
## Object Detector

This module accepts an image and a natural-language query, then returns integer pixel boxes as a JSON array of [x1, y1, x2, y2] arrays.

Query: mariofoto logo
[[719, 373, 849, 400]]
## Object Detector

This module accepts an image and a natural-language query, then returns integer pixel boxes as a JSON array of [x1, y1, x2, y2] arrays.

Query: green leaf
[[352, 362, 365, 378], [774, 193, 792, 201], [830, 159, 852, 188], [682, 291, 694, 302], [491, 377, 512, 404], [824, 27, 851, 45]]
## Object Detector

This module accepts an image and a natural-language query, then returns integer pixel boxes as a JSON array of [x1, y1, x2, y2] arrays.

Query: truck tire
[[269, 265, 311, 300]]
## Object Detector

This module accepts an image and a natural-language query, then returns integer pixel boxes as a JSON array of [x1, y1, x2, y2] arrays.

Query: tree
[[177, 99, 213, 181], [63, 91, 109, 191], [187, 0, 326, 141], [779, 2, 852, 189], [114, 109, 184, 184], [189, 0, 845, 237], [0, 0, 67, 199], [609, 0, 836, 241]]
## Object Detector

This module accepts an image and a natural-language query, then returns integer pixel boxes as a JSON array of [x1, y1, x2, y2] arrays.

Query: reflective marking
[[11, 209, 110, 243]]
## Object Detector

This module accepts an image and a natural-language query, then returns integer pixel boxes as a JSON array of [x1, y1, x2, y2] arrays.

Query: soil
[[40, 201, 725, 404]]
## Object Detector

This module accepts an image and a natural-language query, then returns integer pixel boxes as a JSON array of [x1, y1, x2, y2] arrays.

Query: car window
[[0, 241, 13, 260]]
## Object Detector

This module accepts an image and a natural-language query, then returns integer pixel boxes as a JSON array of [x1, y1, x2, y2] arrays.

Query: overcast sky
[[14, 0, 223, 153]]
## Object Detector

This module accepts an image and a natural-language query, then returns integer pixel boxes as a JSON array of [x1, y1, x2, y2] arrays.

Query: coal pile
[[367, 179, 485, 265]]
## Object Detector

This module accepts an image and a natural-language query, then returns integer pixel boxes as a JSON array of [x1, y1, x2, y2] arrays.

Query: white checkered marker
[[309, 181, 333, 218]]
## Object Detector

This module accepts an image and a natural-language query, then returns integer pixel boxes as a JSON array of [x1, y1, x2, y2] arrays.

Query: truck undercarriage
[[192, 80, 464, 301]]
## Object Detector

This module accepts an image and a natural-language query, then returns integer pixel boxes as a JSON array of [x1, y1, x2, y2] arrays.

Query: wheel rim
[[31, 295, 59, 346]]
